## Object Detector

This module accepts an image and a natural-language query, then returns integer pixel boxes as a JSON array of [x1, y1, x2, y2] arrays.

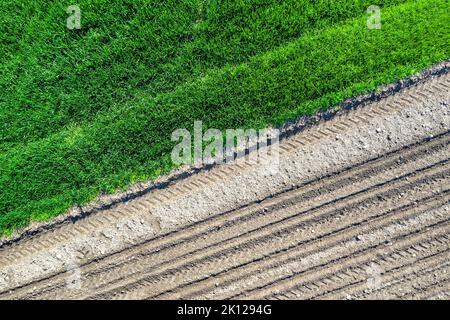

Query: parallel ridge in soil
[[3, 131, 450, 300], [0, 72, 449, 300]]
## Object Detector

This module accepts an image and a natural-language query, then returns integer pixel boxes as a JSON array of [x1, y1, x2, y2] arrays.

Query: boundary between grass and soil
[[0, 60, 448, 248]]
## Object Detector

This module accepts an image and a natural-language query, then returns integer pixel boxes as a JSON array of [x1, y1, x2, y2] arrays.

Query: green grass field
[[0, 0, 449, 235]]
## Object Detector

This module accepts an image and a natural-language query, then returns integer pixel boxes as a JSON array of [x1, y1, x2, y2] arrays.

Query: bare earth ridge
[[0, 71, 449, 300]]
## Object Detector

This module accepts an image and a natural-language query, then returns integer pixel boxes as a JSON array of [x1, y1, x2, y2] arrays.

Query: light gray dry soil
[[0, 69, 449, 300]]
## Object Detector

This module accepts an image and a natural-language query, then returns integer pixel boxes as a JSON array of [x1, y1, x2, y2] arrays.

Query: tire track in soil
[[0, 72, 449, 300]]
